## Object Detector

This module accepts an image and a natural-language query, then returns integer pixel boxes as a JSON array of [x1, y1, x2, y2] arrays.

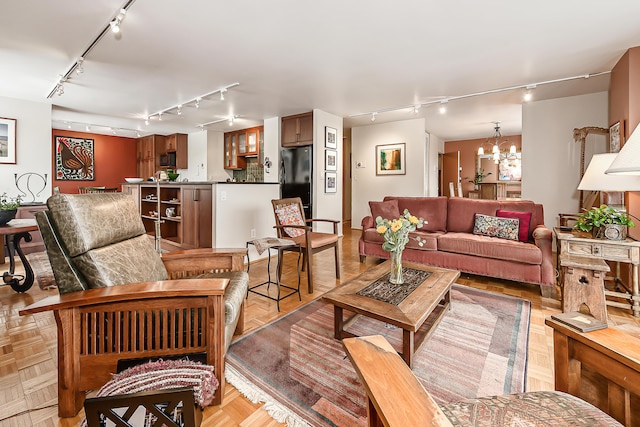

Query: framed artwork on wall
[[0, 117, 17, 164], [54, 135, 95, 180], [325, 149, 337, 171], [325, 172, 337, 193], [325, 126, 337, 149], [376, 143, 405, 175], [609, 121, 623, 153]]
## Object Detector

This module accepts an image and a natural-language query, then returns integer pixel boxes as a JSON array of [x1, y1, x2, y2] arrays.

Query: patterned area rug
[[226, 284, 531, 427], [26, 251, 57, 290]]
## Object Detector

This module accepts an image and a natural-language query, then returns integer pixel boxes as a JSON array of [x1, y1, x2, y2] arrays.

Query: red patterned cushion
[[473, 213, 519, 241], [497, 209, 532, 242], [275, 204, 305, 237]]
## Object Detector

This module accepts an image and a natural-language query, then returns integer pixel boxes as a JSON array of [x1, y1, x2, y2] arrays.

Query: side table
[[555, 227, 640, 317], [1, 219, 39, 293], [246, 237, 302, 311]]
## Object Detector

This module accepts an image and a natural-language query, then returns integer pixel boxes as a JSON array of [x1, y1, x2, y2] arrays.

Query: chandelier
[[477, 122, 516, 164]]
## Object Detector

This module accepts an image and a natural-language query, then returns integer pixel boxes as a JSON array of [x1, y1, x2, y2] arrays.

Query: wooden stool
[[560, 254, 610, 323]]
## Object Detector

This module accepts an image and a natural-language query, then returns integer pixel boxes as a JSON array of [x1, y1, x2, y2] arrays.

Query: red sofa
[[359, 196, 555, 290]]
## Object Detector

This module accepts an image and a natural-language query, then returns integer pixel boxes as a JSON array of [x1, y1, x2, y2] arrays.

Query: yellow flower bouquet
[[375, 209, 426, 283]]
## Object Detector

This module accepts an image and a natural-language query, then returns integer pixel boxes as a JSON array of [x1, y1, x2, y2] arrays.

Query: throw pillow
[[496, 209, 532, 242], [275, 204, 306, 237], [369, 199, 400, 221], [473, 213, 520, 241]]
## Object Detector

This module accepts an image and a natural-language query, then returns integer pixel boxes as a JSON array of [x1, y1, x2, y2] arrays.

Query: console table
[[555, 227, 640, 317], [1, 219, 38, 292]]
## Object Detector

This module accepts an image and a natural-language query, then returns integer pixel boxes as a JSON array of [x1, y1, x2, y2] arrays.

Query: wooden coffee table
[[322, 261, 460, 368]]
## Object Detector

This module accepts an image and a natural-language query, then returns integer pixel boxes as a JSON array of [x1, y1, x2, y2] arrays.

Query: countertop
[[122, 181, 279, 185]]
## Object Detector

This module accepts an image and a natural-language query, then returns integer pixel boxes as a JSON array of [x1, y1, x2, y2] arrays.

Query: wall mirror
[[478, 152, 521, 182]]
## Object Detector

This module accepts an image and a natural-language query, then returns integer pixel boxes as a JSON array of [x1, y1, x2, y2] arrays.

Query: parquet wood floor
[[2, 226, 640, 426]]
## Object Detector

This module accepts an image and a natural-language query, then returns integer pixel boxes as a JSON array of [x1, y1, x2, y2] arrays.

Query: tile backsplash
[[233, 157, 263, 182]]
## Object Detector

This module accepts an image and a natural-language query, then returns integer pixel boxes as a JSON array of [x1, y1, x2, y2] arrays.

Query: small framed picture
[[0, 117, 17, 164], [376, 143, 405, 175], [325, 126, 337, 149], [325, 172, 337, 193], [325, 150, 337, 171], [609, 121, 623, 153]]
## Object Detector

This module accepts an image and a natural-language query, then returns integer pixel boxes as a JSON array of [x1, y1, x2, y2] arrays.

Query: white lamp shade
[[606, 124, 640, 175], [578, 153, 640, 191]]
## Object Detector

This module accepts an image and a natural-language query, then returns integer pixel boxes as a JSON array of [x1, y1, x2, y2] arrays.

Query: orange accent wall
[[445, 135, 522, 196], [52, 130, 137, 194]]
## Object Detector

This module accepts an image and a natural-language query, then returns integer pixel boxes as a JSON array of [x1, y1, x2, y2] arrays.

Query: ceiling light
[[439, 100, 448, 114], [177, 105, 182, 115], [145, 117, 149, 125], [413, 105, 421, 115], [229, 115, 235, 125], [220, 89, 227, 101], [86, 125, 90, 132], [136, 131, 141, 137], [195, 98, 201, 108], [110, 8, 126, 34], [158, 112, 163, 121], [371, 112, 377, 122], [112, 128, 117, 135], [67, 123, 72, 129], [199, 125, 205, 132]]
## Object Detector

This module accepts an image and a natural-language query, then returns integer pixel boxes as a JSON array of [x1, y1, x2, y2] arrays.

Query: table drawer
[[566, 240, 634, 262]]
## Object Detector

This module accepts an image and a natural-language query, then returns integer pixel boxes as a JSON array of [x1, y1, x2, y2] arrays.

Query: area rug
[[226, 284, 531, 427], [26, 251, 57, 290]]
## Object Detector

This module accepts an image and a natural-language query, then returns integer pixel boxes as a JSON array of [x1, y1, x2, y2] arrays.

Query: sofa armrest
[[533, 225, 555, 286], [361, 215, 374, 230]]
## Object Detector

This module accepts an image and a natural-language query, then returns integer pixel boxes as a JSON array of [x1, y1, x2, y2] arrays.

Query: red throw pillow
[[496, 209, 532, 242], [369, 199, 400, 221]]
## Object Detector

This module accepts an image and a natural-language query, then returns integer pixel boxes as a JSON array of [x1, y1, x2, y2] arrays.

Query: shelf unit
[[139, 186, 182, 248]]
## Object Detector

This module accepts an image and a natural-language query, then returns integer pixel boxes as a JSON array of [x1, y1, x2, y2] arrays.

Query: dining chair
[[272, 197, 340, 293]]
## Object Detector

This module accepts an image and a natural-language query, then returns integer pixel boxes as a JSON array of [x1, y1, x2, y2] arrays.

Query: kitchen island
[[122, 181, 280, 259]]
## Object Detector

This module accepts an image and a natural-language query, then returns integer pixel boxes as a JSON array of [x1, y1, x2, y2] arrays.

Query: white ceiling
[[2, 0, 640, 141]]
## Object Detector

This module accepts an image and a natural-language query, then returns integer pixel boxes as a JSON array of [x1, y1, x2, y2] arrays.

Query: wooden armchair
[[272, 197, 340, 293], [18, 193, 247, 417], [344, 335, 623, 427]]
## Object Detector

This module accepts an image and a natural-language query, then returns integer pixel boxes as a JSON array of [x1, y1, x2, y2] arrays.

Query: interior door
[[441, 151, 460, 197]]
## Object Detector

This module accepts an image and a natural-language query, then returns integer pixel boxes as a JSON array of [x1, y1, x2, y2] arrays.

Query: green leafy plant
[[574, 204, 635, 232], [468, 169, 492, 185], [0, 193, 22, 211]]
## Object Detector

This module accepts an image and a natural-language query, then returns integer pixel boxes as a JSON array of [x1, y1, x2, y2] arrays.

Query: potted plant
[[468, 169, 491, 190], [0, 193, 22, 226], [574, 204, 635, 240]]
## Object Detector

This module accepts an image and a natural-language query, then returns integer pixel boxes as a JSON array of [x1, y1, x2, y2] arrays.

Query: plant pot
[[0, 209, 17, 226], [594, 224, 627, 240]]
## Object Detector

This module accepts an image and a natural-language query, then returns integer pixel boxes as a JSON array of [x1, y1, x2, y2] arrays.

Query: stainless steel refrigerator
[[280, 146, 312, 219]]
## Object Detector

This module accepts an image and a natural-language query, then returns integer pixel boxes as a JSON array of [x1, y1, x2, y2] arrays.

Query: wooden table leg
[[402, 329, 415, 369], [334, 305, 344, 340]]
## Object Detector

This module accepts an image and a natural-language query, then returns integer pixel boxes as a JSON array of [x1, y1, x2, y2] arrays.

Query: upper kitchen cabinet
[[136, 135, 164, 180], [224, 126, 263, 168], [161, 133, 188, 169], [282, 112, 313, 147]]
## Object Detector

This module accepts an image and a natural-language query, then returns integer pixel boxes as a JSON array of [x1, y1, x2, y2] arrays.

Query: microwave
[[160, 152, 176, 167]]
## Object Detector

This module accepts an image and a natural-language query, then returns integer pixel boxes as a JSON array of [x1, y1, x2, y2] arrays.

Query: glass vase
[[389, 249, 404, 285]]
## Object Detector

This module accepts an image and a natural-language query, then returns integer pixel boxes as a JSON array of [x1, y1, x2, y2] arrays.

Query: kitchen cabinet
[[162, 133, 188, 169], [136, 135, 164, 180], [129, 183, 212, 249], [282, 112, 313, 147], [224, 126, 263, 168], [181, 185, 212, 249]]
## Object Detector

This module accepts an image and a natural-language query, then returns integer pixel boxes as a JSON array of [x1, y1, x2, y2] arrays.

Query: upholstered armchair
[[272, 197, 340, 293], [19, 193, 248, 417]]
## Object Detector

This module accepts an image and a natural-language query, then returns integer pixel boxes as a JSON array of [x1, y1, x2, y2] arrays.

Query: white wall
[[313, 109, 343, 235], [205, 130, 230, 182], [263, 117, 279, 183], [214, 183, 280, 260], [0, 96, 52, 201], [427, 132, 443, 196], [351, 118, 427, 228], [522, 91, 608, 228]]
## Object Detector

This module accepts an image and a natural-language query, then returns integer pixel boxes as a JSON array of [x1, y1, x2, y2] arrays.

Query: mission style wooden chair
[[19, 193, 248, 417], [272, 197, 340, 293]]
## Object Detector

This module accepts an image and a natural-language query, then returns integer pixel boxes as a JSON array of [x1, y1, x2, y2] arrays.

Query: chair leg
[[306, 251, 313, 294], [334, 244, 341, 279], [359, 255, 366, 263]]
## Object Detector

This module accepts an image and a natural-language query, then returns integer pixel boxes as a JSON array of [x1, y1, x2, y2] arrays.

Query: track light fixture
[[523, 84, 536, 102], [413, 105, 421, 115], [145, 117, 149, 125], [371, 112, 377, 122], [75, 57, 84, 74], [55, 121, 143, 138], [86, 125, 90, 132], [110, 8, 126, 33], [197, 114, 240, 129], [349, 71, 610, 122], [145, 83, 240, 123]]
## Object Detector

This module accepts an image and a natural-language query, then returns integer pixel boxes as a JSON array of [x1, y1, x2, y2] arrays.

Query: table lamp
[[606, 124, 640, 175], [578, 153, 640, 209]]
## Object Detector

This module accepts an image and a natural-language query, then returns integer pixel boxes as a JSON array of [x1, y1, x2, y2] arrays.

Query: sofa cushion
[[369, 199, 400, 221], [441, 390, 622, 427], [384, 196, 447, 232], [275, 203, 306, 238], [473, 214, 520, 241], [497, 209, 532, 242], [437, 232, 542, 265], [361, 228, 439, 251]]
